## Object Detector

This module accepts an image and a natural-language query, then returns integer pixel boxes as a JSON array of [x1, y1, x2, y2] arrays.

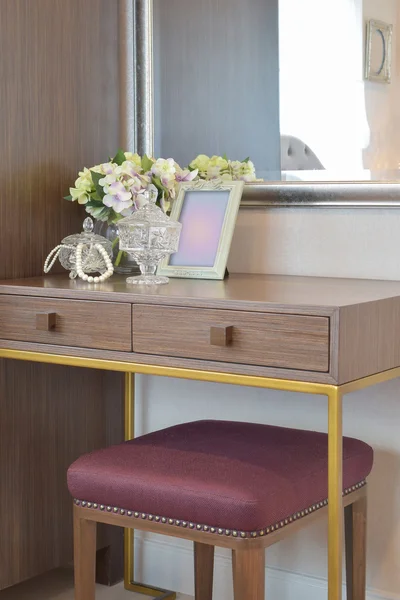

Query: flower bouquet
[[65, 150, 258, 271]]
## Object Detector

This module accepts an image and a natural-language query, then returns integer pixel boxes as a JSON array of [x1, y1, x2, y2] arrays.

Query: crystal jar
[[118, 190, 182, 285], [59, 217, 113, 279], [93, 220, 140, 275]]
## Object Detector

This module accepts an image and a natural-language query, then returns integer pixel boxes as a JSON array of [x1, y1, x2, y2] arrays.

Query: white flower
[[128, 174, 148, 195], [99, 173, 117, 187], [175, 167, 198, 182], [103, 181, 133, 213], [120, 160, 143, 178], [151, 158, 176, 179], [206, 165, 223, 179], [230, 160, 257, 182], [100, 162, 115, 176]]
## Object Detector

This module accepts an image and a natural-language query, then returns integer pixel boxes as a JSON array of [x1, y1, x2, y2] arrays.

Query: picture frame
[[365, 19, 393, 83], [157, 179, 244, 280]]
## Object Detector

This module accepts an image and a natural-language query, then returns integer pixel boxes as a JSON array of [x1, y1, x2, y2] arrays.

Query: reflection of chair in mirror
[[281, 135, 325, 170]]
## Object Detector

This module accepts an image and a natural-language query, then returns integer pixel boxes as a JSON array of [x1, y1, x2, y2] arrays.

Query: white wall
[[363, 0, 400, 171], [133, 208, 400, 600]]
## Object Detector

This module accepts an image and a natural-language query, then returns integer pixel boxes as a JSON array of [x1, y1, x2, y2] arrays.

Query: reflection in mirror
[[152, 0, 400, 183]]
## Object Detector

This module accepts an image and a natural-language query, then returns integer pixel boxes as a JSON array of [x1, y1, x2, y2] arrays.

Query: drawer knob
[[36, 312, 57, 331], [210, 325, 233, 347]]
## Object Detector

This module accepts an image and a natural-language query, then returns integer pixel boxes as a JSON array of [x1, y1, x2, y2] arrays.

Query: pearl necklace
[[44, 244, 73, 273], [75, 242, 113, 283], [44, 243, 114, 283]]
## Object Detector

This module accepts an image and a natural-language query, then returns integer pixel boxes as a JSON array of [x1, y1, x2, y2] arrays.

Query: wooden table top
[[1, 273, 400, 313]]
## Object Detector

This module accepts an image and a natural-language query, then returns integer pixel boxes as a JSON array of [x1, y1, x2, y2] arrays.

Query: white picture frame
[[365, 19, 393, 83], [158, 179, 244, 280]]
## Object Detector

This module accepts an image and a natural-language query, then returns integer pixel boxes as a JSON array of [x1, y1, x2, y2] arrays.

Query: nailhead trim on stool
[[74, 480, 366, 540]]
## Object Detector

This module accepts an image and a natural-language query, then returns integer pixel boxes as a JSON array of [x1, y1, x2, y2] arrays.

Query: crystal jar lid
[[118, 190, 181, 229], [62, 217, 112, 251]]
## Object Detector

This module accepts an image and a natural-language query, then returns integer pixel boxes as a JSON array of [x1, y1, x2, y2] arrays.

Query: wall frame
[[365, 19, 393, 84]]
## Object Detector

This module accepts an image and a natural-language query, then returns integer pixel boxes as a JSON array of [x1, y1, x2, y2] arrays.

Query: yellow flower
[[74, 167, 93, 192], [69, 187, 90, 204], [189, 154, 210, 175], [124, 152, 142, 169], [208, 155, 229, 171]]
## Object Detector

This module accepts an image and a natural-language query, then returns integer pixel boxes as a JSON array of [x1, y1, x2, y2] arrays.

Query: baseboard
[[134, 535, 396, 600]]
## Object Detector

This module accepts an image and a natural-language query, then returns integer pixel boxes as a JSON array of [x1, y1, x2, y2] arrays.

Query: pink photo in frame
[[158, 180, 244, 280]]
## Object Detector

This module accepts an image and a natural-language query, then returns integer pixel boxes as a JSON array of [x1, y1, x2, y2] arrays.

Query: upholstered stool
[[68, 420, 373, 600]]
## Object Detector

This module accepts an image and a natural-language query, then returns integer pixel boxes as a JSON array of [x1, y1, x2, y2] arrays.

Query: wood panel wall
[[0, 0, 125, 590], [0, 0, 120, 280], [0, 363, 123, 589]]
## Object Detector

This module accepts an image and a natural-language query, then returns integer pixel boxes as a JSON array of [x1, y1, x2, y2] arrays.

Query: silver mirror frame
[[122, 0, 400, 208]]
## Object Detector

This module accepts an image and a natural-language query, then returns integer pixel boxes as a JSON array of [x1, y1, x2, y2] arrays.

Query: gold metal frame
[[1, 346, 399, 600], [123, 373, 176, 599]]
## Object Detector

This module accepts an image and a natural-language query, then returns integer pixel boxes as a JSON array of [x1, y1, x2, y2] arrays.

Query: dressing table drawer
[[0, 296, 131, 351], [132, 305, 330, 372]]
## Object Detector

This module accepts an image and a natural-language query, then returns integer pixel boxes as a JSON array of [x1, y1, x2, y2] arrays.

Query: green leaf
[[90, 170, 105, 199], [89, 191, 102, 202], [187, 165, 196, 172], [242, 157, 250, 163], [86, 205, 111, 222], [141, 154, 154, 173], [151, 175, 165, 192], [97, 208, 111, 221], [64, 195, 73, 201], [222, 153, 228, 161], [86, 199, 103, 209], [107, 210, 120, 224], [112, 149, 126, 166]]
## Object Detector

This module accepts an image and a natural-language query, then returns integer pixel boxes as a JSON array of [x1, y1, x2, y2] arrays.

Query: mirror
[[131, 0, 400, 206]]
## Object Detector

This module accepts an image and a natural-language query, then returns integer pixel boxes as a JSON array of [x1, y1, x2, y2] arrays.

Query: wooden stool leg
[[232, 548, 265, 600], [73, 506, 97, 600], [345, 494, 367, 600], [194, 542, 214, 600]]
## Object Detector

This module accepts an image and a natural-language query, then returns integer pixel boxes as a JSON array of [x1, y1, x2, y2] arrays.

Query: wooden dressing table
[[1, 272, 400, 600]]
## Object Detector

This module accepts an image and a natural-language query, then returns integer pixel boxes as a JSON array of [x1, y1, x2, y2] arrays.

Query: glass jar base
[[114, 264, 141, 276], [126, 275, 169, 286]]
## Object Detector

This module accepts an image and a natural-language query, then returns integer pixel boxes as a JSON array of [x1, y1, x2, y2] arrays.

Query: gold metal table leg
[[124, 373, 176, 599], [327, 386, 343, 600]]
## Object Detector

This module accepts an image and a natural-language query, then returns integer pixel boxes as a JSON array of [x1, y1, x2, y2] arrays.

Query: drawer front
[[0, 296, 132, 351], [133, 305, 330, 372]]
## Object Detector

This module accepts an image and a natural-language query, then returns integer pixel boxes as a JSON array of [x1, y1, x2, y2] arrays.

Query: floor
[[0, 569, 192, 600]]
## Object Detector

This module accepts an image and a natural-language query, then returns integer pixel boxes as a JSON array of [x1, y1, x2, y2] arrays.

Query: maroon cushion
[[67, 420, 373, 533]]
